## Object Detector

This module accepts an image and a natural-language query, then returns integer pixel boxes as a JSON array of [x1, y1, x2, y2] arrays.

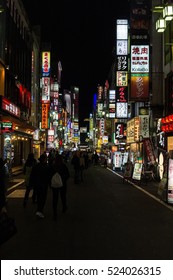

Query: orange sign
[[130, 74, 149, 101], [41, 103, 49, 129]]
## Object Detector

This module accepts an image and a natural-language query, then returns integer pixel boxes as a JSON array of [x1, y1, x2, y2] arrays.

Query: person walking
[[79, 152, 85, 182], [71, 151, 80, 183], [30, 154, 52, 219], [51, 154, 70, 220], [23, 153, 37, 207]]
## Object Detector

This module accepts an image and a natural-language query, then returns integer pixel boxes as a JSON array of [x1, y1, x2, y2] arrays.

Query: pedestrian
[[30, 154, 52, 219], [0, 158, 8, 213], [51, 154, 70, 220], [71, 151, 80, 183], [94, 151, 99, 165], [79, 152, 85, 182], [104, 155, 107, 168], [23, 153, 37, 207]]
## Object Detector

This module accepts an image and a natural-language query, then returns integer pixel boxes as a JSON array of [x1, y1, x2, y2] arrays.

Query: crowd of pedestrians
[[0, 149, 104, 221], [22, 150, 71, 220]]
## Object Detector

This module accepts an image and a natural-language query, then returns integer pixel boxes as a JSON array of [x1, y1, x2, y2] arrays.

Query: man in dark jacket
[[30, 154, 52, 218]]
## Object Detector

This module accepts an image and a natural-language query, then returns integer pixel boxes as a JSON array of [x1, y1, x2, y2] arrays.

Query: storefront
[[0, 96, 36, 166]]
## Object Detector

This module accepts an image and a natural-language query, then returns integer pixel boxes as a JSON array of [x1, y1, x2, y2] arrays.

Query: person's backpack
[[51, 172, 63, 188]]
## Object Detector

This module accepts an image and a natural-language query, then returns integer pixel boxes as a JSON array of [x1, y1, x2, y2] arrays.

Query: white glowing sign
[[117, 40, 128, 55], [116, 102, 128, 118], [42, 77, 50, 102], [117, 24, 128, 40], [131, 45, 149, 73]]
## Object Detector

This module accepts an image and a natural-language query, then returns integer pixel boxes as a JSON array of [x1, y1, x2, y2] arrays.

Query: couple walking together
[[23, 153, 70, 220]]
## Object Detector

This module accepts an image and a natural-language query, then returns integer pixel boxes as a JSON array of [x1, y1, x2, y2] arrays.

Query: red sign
[[143, 138, 156, 163], [1, 97, 20, 118]]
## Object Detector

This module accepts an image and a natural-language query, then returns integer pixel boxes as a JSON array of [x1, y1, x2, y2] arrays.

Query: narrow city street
[[1, 163, 173, 260]]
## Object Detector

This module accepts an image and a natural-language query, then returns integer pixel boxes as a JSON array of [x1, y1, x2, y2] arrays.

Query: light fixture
[[156, 18, 166, 32], [163, 4, 173, 21]]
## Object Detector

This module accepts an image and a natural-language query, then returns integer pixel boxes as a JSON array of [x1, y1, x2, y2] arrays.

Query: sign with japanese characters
[[117, 40, 128, 55], [168, 158, 173, 204], [130, 73, 149, 101], [113, 152, 122, 168], [42, 77, 50, 103], [131, 45, 149, 73], [42, 51, 51, 77], [1, 96, 20, 118], [116, 102, 128, 118], [115, 123, 124, 139], [116, 86, 128, 102], [116, 56, 128, 71], [41, 103, 49, 129], [140, 115, 149, 138], [143, 138, 156, 163], [116, 71, 128, 87], [132, 162, 142, 180]]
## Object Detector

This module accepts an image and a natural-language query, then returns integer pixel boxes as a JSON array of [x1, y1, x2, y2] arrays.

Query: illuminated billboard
[[41, 103, 49, 129], [116, 102, 128, 118], [130, 73, 149, 101], [42, 77, 50, 103], [117, 20, 128, 40], [131, 45, 149, 73], [42, 51, 51, 77], [116, 71, 128, 87]]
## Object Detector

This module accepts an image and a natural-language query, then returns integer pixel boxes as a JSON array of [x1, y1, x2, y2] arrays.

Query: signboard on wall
[[130, 74, 149, 101], [168, 158, 173, 204], [116, 102, 128, 118], [41, 103, 49, 129], [131, 45, 149, 73], [42, 51, 51, 77]]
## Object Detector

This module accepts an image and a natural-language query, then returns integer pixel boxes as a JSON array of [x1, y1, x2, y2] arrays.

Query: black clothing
[[23, 155, 37, 206], [71, 154, 80, 183], [51, 161, 70, 218], [30, 161, 52, 213]]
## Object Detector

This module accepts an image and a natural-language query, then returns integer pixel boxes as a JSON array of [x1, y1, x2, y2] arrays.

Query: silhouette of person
[[30, 154, 52, 218], [23, 153, 37, 207], [51, 154, 70, 220]]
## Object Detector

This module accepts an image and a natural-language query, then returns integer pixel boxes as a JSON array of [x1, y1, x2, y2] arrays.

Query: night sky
[[22, 0, 129, 125]]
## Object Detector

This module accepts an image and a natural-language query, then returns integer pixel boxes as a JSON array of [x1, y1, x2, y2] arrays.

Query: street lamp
[[156, 18, 166, 32], [163, 4, 173, 21]]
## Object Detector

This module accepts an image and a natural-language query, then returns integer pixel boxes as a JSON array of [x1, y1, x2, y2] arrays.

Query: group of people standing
[[71, 151, 88, 184], [23, 152, 70, 220]]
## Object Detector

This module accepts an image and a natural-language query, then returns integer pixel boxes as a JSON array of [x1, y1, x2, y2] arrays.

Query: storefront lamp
[[156, 18, 166, 32], [163, 4, 173, 21]]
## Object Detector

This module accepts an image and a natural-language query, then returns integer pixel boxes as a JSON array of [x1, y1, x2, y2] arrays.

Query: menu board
[[124, 162, 133, 179], [132, 162, 142, 181], [168, 158, 173, 204]]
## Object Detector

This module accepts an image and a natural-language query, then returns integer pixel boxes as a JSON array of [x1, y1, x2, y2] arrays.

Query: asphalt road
[[1, 163, 173, 260]]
